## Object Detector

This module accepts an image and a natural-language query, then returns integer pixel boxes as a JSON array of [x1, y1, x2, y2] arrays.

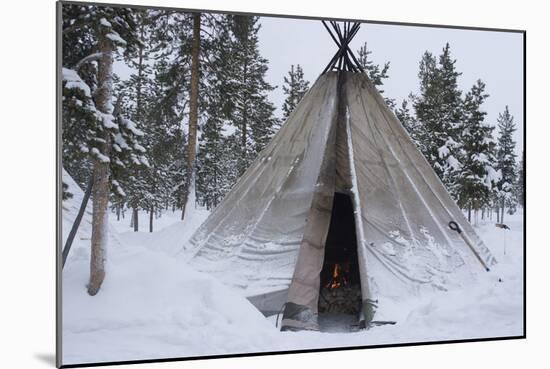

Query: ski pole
[[448, 221, 490, 272], [503, 228, 507, 256]]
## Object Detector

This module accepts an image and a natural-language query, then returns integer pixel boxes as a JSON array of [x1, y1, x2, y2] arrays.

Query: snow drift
[[61, 170, 523, 365]]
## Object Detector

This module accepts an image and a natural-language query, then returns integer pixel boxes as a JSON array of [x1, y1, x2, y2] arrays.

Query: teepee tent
[[184, 21, 496, 331]]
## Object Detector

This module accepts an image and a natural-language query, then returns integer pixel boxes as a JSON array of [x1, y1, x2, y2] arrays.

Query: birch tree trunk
[[181, 13, 201, 221], [88, 35, 114, 296]]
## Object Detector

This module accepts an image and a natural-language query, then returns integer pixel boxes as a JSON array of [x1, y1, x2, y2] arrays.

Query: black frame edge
[[58, 0, 526, 34]]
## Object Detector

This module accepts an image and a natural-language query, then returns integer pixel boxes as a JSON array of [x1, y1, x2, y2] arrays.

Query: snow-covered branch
[[75, 52, 107, 71]]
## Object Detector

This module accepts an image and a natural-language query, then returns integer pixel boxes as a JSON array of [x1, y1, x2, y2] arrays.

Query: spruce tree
[[495, 106, 518, 222], [282, 64, 309, 120], [453, 80, 497, 221]]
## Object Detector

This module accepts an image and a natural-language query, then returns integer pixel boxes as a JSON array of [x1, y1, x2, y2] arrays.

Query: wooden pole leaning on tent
[[448, 221, 490, 272]]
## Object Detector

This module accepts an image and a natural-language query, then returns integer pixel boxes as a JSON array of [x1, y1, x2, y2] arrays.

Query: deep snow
[[61, 176, 523, 365]]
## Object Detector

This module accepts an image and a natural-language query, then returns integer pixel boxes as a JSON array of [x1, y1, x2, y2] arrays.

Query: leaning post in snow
[[87, 24, 115, 296], [62, 176, 94, 268]]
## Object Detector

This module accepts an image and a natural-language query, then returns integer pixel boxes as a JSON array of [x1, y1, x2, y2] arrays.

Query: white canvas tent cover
[[184, 71, 496, 331]]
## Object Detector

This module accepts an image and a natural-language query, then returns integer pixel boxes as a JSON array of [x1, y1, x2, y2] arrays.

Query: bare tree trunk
[[62, 175, 93, 268], [240, 54, 249, 175], [467, 204, 471, 222], [149, 206, 154, 232], [116, 205, 121, 221], [496, 206, 500, 223], [133, 207, 139, 232], [181, 13, 201, 221], [88, 35, 114, 296], [501, 199, 505, 223], [136, 25, 144, 123]]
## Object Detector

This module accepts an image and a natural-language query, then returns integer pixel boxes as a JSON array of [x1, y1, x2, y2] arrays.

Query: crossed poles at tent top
[[322, 21, 365, 74]]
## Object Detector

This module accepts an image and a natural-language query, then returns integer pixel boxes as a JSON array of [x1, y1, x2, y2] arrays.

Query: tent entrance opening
[[318, 192, 362, 329]]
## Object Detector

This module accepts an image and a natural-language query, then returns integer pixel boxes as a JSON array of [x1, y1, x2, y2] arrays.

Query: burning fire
[[325, 263, 348, 289]]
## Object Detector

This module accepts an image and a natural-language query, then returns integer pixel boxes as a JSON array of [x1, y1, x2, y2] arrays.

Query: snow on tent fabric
[[182, 24, 496, 332]]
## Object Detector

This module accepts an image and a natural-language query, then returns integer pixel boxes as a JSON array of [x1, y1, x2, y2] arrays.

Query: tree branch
[[75, 52, 106, 71]]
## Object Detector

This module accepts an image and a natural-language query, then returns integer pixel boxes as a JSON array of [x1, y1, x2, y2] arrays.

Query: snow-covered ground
[[111, 208, 210, 256], [61, 177, 523, 365], [111, 209, 191, 234]]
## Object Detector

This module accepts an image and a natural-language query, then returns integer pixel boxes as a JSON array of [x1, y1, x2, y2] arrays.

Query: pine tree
[[142, 47, 188, 224], [113, 8, 154, 231], [148, 11, 221, 218], [413, 52, 441, 168], [412, 44, 463, 189], [61, 4, 100, 188], [453, 80, 497, 221], [227, 15, 279, 175], [517, 151, 525, 208], [495, 106, 518, 222], [282, 64, 309, 120], [146, 10, 195, 215], [357, 42, 389, 91], [356, 42, 394, 108], [196, 16, 240, 209], [395, 98, 424, 150], [61, 4, 142, 294], [180, 13, 202, 221]]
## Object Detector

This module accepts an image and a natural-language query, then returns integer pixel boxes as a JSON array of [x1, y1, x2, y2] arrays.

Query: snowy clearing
[[62, 178, 523, 365]]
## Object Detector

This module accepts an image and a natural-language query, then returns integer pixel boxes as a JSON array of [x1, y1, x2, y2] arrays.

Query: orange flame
[[325, 263, 347, 289]]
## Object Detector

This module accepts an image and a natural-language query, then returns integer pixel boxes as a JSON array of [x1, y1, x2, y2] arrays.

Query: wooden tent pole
[[321, 21, 364, 74]]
